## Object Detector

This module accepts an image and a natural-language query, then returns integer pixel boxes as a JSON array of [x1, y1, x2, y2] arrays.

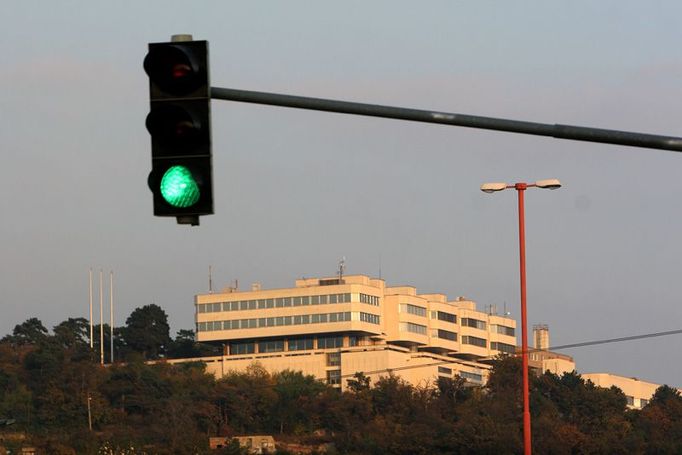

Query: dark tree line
[[1, 308, 681, 454], [1, 305, 217, 364]]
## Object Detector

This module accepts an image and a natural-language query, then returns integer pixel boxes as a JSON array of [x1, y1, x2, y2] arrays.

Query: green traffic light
[[160, 165, 200, 208]]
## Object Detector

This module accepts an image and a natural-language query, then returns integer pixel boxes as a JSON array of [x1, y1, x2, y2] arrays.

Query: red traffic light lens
[[172, 63, 192, 80]]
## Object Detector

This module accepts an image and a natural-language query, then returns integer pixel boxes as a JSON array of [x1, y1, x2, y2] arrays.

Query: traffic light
[[144, 37, 212, 225]]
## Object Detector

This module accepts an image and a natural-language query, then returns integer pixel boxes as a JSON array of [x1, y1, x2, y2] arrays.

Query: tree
[[272, 370, 326, 434], [346, 372, 371, 393], [2, 318, 48, 346], [650, 384, 682, 406], [434, 375, 472, 418], [532, 370, 630, 453], [371, 374, 416, 418], [214, 364, 278, 434], [53, 318, 93, 362], [167, 329, 218, 359], [53, 318, 89, 348], [631, 385, 682, 452], [0, 369, 32, 426], [121, 304, 171, 360]]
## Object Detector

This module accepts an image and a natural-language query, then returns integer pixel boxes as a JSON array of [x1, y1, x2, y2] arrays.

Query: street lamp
[[480, 178, 561, 455]]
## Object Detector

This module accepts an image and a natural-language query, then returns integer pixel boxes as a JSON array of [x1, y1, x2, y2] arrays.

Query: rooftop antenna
[[338, 257, 346, 281], [208, 265, 213, 293], [503, 301, 511, 316]]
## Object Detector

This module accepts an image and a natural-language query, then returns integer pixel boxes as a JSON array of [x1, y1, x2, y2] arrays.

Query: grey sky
[[2, 1, 681, 386]]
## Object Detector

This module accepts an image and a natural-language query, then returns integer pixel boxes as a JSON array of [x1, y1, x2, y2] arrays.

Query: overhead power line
[[541, 328, 682, 352]]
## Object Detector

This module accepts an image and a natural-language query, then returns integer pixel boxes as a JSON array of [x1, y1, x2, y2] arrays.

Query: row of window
[[438, 366, 483, 383], [459, 371, 484, 382], [198, 311, 381, 332], [424, 335, 516, 353], [229, 335, 350, 355], [228, 336, 511, 366], [623, 395, 650, 408], [462, 335, 487, 348], [400, 310, 498, 329], [200, 296, 513, 336], [460, 319, 515, 337], [391, 329, 513, 352], [327, 352, 341, 366], [327, 369, 341, 385], [399, 303, 427, 317], [491, 324, 515, 336], [259, 340, 284, 353], [289, 337, 313, 351], [435, 329, 457, 341], [359, 293, 380, 306], [415, 312, 511, 339], [461, 318, 487, 330], [400, 322, 427, 335], [434, 311, 457, 324], [399, 305, 458, 324], [405, 311, 511, 337], [359, 312, 381, 324], [319, 336, 345, 349], [438, 366, 452, 375], [197, 293, 356, 314], [491, 341, 516, 354]]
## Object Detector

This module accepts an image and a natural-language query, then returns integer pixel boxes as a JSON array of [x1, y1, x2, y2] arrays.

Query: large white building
[[190, 274, 519, 389], [176, 272, 680, 406]]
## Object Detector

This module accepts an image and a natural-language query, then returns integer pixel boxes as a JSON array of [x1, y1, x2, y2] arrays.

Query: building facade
[[193, 275, 517, 389]]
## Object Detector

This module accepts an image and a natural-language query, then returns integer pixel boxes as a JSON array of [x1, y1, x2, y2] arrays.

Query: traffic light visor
[[145, 39, 212, 220], [144, 45, 204, 95], [146, 104, 203, 146]]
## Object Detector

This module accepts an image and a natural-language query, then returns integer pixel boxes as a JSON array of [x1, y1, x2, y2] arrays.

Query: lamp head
[[535, 179, 562, 190], [480, 182, 508, 193]]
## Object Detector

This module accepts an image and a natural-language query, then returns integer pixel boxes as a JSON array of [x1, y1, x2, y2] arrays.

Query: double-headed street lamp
[[480, 179, 561, 455]]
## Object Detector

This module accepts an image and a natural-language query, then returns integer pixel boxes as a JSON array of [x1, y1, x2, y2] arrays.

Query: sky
[[2, 1, 682, 387]]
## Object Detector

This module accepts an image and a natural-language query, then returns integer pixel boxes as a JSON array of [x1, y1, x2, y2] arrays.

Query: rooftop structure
[[524, 324, 576, 376]]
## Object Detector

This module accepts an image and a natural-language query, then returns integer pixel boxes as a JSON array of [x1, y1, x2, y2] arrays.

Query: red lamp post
[[481, 179, 561, 455]]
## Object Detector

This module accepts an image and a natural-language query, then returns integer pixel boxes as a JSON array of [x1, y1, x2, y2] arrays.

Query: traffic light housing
[[144, 38, 212, 225]]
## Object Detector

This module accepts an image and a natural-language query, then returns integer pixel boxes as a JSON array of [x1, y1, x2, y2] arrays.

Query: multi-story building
[[192, 274, 517, 389]]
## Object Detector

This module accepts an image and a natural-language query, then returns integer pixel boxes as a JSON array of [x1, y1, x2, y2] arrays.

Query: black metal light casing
[[144, 39, 213, 225]]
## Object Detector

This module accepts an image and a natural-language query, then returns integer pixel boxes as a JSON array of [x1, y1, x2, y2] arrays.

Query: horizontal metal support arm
[[211, 86, 682, 152]]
